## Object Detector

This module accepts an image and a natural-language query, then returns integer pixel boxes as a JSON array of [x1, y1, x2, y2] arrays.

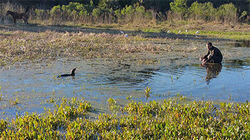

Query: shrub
[[216, 3, 237, 23], [188, 2, 216, 21], [34, 9, 49, 20], [22, 0, 245, 24], [92, 8, 102, 19], [121, 5, 135, 22], [50, 5, 62, 23], [170, 0, 188, 20], [239, 11, 247, 22], [50, 5, 61, 17], [135, 5, 146, 21]]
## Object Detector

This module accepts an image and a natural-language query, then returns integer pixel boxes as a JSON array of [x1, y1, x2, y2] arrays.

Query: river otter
[[6, 6, 30, 24], [57, 68, 76, 78]]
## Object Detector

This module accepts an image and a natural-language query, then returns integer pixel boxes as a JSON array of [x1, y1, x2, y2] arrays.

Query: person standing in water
[[200, 42, 223, 65]]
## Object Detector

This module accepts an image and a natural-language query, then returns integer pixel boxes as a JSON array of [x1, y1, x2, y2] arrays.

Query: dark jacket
[[202, 46, 223, 63]]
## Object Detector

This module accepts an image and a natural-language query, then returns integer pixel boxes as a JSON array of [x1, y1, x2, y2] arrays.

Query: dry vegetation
[[0, 29, 168, 66], [0, 26, 249, 67]]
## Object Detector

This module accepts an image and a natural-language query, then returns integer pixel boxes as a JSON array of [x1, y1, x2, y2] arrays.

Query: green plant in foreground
[[0, 96, 249, 139], [144, 86, 151, 100], [0, 94, 3, 101], [107, 98, 120, 112], [9, 98, 19, 105]]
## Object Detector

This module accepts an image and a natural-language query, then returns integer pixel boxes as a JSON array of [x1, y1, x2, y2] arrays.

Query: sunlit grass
[[0, 29, 170, 66], [68, 20, 250, 40]]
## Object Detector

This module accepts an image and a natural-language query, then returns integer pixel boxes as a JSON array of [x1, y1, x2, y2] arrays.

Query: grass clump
[[0, 94, 3, 101], [0, 96, 249, 139], [144, 86, 151, 100]]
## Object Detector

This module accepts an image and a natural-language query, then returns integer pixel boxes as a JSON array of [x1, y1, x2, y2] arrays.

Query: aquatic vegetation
[[107, 98, 120, 112], [9, 98, 19, 105], [0, 94, 3, 101], [0, 96, 249, 139], [0, 97, 92, 139], [144, 86, 151, 100]]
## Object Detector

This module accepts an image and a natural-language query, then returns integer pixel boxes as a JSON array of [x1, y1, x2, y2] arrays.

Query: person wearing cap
[[200, 42, 223, 65]]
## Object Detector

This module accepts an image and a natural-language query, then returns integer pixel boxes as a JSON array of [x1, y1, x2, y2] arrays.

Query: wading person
[[200, 42, 223, 66]]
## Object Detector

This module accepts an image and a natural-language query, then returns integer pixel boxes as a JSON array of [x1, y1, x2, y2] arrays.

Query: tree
[[170, 0, 188, 20]]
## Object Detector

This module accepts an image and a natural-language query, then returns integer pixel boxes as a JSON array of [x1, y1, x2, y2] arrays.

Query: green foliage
[[121, 5, 135, 21], [188, 2, 216, 21], [239, 11, 248, 22], [0, 119, 7, 134], [107, 98, 120, 111], [170, 0, 188, 19], [114, 9, 122, 19], [50, 5, 61, 17], [49, 2, 91, 22], [135, 5, 145, 14], [144, 86, 151, 100], [1, 0, 248, 24], [34, 9, 48, 20], [0, 96, 249, 139], [0, 94, 3, 101], [38, 0, 244, 24], [92, 8, 102, 18], [216, 3, 237, 23]]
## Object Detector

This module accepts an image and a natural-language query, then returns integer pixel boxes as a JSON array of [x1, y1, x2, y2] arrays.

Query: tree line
[[1, 0, 249, 24]]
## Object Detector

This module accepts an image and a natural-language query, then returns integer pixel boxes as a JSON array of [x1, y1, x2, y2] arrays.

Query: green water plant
[[0, 94, 3, 101], [144, 86, 151, 100], [9, 98, 19, 106], [0, 96, 249, 139], [0, 97, 92, 139], [107, 98, 120, 112]]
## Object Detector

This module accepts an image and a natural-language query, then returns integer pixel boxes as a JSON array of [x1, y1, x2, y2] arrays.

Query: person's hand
[[201, 61, 207, 66]]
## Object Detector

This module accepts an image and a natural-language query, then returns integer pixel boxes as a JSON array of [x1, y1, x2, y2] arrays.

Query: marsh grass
[[0, 96, 249, 139], [1, 27, 248, 68], [144, 86, 151, 100], [0, 29, 170, 66]]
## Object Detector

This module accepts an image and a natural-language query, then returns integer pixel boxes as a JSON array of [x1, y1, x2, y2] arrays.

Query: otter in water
[[57, 68, 76, 78]]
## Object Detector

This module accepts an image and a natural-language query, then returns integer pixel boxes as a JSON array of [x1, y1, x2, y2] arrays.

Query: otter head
[[71, 68, 76, 76]]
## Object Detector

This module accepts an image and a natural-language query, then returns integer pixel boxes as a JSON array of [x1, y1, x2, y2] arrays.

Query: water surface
[[0, 41, 249, 119]]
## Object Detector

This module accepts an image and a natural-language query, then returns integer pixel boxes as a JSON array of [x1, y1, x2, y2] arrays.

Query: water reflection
[[203, 63, 222, 85], [106, 67, 159, 86], [0, 58, 249, 118]]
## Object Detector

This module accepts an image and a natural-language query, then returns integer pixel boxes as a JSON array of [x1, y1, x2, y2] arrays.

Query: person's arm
[[200, 51, 210, 61], [204, 50, 214, 63]]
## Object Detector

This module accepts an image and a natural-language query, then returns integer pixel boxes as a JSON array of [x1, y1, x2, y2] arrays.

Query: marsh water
[[0, 41, 249, 118]]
